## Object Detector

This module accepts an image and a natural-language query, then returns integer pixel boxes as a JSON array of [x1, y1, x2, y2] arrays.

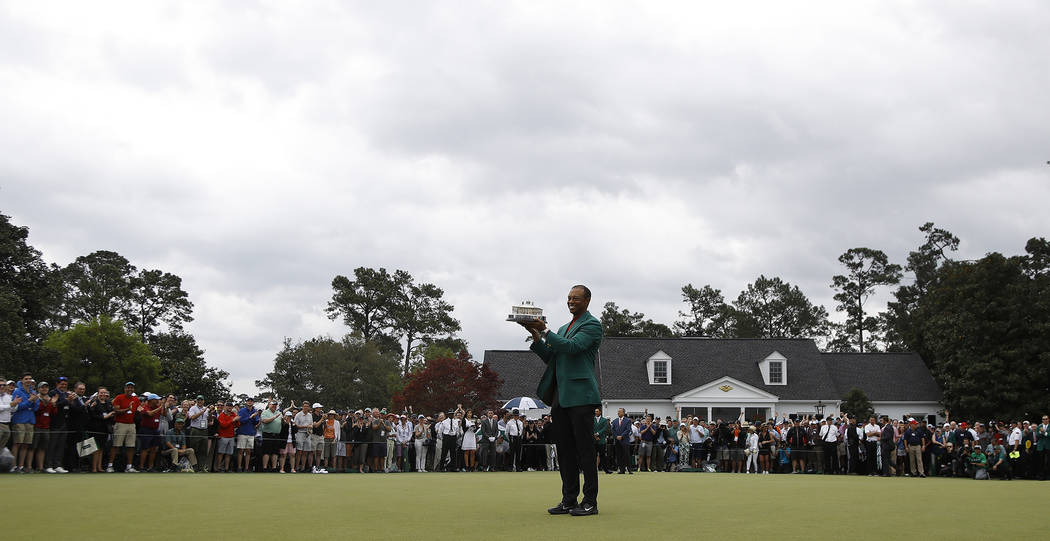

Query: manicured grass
[[5, 471, 1044, 540]]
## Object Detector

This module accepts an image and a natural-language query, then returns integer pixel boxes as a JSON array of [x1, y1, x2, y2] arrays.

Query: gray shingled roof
[[482, 350, 550, 400], [823, 352, 941, 402], [484, 338, 940, 403]]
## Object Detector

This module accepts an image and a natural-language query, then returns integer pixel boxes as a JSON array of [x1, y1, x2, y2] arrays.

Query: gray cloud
[[2, 1, 1049, 393]]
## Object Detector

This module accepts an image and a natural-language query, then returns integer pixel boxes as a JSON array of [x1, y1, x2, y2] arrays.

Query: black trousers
[[880, 441, 894, 476], [440, 434, 457, 471], [614, 438, 630, 472], [594, 443, 607, 472], [822, 442, 838, 474], [552, 404, 598, 506], [508, 436, 522, 471], [864, 441, 879, 474], [846, 442, 860, 474]]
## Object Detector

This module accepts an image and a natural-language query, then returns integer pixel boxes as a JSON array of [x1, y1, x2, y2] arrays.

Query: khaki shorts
[[310, 434, 324, 451], [13, 423, 34, 445], [236, 434, 254, 449], [294, 432, 312, 451], [113, 422, 137, 448]]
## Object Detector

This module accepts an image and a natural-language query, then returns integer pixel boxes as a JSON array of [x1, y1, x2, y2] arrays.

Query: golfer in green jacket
[[521, 284, 603, 517]]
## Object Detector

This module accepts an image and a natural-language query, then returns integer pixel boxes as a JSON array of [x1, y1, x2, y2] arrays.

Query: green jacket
[[593, 415, 611, 445], [1037, 424, 1050, 451], [529, 310, 603, 409]]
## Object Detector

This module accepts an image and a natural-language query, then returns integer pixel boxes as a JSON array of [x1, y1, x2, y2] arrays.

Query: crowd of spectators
[[2, 373, 1048, 481]]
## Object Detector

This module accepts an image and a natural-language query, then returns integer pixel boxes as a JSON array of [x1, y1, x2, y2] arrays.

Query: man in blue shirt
[[11, 373, 40, 473], [236, 398, 260, 472], [637, 415, 658, 472], [902, 418, 927, 477]]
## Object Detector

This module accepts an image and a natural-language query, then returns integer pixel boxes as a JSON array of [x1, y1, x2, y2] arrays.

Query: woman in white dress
[[461, 410, 478, 471]]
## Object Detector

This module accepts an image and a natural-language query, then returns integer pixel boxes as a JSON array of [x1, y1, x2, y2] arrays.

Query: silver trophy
[[506, 300, 546, 323]]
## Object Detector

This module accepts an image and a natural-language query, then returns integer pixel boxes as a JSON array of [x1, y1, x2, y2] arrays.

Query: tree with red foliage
[[392, 351, 503, 415]]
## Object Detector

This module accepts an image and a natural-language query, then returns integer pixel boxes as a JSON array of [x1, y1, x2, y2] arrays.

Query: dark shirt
[[68, 393, 89, 431], [639, 423, 658, 442], [48, 389, 71, 429], [881, 424, 895, 443], [903, 427, 925, 445], [88, 400, 114, 434]]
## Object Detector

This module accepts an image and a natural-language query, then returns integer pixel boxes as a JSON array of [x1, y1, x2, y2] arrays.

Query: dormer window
[[647, 351, 672, 385], [653, 360, 668, 383], [769, 361, 783, 384], [759, 351, 787, 386]]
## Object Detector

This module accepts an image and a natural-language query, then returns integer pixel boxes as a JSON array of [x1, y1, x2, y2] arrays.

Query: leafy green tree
[[601, 302, 674, 337], [60, 250, 136, 323], [830, 247, 902, 352], [149, 331, 230, 402], [882, 222, 959, 353], [0, 213, 63, 377], [391, 278, 460, 376], [917, 244, 1050, 420], [674, 284, 732, 337], [43, 316, 165, 392], [730, 275, 830, 339], [327, 267, 461, 375], [326, 267, 402, 341], [256, 335, 401, 410], [840, 387, 874, 421], [124, 269, 194, 342]]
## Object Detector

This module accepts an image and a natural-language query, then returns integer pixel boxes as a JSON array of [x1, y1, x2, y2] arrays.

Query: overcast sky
[[3, 1, 1048, 394]]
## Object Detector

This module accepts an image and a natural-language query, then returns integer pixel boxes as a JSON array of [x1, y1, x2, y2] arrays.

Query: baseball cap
[[38, 381, 49, 388], [328, 410, 336, 415], [125, 381, 135, 386], [174, 416, 186, 423], [196, 395, 205, 400], [312, 403, 322, 409], [284, 411, 293, 416], [417, 415, 425, 419], [58, 376, 68, 381]]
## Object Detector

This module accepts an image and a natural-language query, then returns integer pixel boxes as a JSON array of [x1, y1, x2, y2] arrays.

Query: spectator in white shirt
[[863, 417, 881, 476], [819, 417, 839, 474], [293, 403, 314, 473], [439, 411, 462, 472], [186, 396, 211, 472], [0, 379, 13, 449], [505, 410, 523, 472], [745, 426, 760, 473], [395, 415, 412, 472]]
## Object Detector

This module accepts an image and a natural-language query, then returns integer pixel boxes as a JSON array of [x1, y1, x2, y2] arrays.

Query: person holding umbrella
[[520, 284, 603, 516]]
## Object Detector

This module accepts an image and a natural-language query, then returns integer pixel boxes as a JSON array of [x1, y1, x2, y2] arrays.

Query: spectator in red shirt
[[108, 382, 141, 473], [215, 403, 239, 473], [32, 382, 56, 473], [136, 394, 164, 472]]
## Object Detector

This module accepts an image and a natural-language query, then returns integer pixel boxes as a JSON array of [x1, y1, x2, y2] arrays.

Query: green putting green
[[5, 472, 1044, 540]]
